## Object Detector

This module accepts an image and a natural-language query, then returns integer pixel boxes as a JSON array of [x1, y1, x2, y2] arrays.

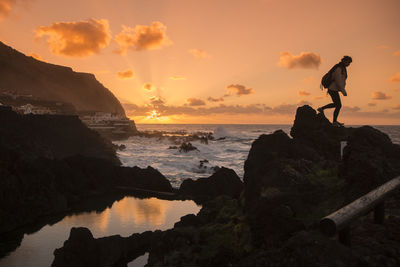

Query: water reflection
[[0, 196, 200, 267]]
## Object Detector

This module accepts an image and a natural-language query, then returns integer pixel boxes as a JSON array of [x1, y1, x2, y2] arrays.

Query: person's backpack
[[320, 63, 340, 90]]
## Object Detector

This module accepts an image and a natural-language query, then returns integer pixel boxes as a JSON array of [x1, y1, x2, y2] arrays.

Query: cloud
[[298, 90, 310, 96], [117, 69, 134, 79], [114, 21, 171, 54], [169, 75, 185, 80], [227, 84, 254, 96], [393, 104, 400, 110], [187, 98, 206, 106], [35, 18, 111, 57], [393, 51, 400, 56], [371, 91, 392, 100], [207, 96, 224, 102], [376, 44, 389, 49], [143, 83, 156, 91], [314, 95, 327, 100], [277, 51, 321, 69], [149, 96, 165, 107], [389, 72, 400, 82], [342, 106, 361, 112], [189, 49, 211, 59], [298, 100, 312, 106], [123, 100, 400, 121], [368, 102, 377, 107]]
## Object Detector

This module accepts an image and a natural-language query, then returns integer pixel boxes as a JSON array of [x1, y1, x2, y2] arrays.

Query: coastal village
[[0, 92, 137, 139]]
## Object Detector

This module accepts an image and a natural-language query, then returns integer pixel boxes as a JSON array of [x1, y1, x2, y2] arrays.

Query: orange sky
[[0, 0, 399, 124]]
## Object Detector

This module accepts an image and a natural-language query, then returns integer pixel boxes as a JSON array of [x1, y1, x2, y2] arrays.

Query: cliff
[[0, 41, 125, 116]]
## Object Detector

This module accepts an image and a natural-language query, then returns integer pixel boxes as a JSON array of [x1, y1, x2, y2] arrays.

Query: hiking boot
[[317, 107, 324, 115], [332, 121, 344, 127]]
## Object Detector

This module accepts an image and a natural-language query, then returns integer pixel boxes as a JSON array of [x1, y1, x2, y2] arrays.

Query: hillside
[[0, 41, 125, 116]]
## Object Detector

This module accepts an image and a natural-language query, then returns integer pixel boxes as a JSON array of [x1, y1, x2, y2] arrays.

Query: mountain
[[0, 41, 125, 116]]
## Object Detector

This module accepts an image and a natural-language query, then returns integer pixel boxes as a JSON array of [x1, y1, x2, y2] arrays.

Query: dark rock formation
[[0, 41, 125, 116], [52, 227, 158, 267], [0, 107, 119, 163], [341, 126, 400, 199], [0, 108, 173, 235], [179, 167, 243, 201], [12, 105, 400, 266], [52, 197, 252, 267], [242, 105, 400, 257], [179, 142, 198, 152]]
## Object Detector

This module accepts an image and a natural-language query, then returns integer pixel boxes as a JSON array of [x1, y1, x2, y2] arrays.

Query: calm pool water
[[0, 196, 201, 267]]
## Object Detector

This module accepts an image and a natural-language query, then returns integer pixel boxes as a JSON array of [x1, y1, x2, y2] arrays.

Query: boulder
[[290, 105, 352, 161], [52, 227, 157, 267], [341, 126, 400, 200], [117, 166, 173, 192], [179, 167, 243, 199]]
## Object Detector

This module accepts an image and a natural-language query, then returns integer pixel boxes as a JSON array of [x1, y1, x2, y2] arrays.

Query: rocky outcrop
[[0, 106, 119, 163], [52, 227, 158, 267], [178, 167, 243, 201], [14, 105, 400, 266], [341, 126, 400, 199], [52, 197, 252, 267], [0, 108, 173, 235], [0, 41, 126, 116]]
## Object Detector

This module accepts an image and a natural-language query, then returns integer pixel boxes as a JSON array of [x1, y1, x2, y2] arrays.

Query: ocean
[[115, 124, 400, 188]]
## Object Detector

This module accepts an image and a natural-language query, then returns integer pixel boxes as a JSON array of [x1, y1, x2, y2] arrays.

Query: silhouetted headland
[[52, 105, 400, 266]]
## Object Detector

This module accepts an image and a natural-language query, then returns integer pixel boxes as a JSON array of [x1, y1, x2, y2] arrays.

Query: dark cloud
[[149, 96, 165, 106], [227, 84, 254, 96], [117, 69, 134, 79], [187, 98, 206, 106], [36, 18, 111, 57], [207, 96, 224, 102], [371, 91, 392, 100], [277, 51, 321, 69], [115, 21, 171, 54]]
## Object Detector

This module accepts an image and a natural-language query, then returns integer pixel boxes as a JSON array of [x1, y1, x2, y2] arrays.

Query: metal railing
[[320, 176, 400, 246]]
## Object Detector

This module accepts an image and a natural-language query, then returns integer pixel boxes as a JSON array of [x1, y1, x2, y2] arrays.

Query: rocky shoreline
[[1, 105, 400, 266], [52, 105, 400, 266]]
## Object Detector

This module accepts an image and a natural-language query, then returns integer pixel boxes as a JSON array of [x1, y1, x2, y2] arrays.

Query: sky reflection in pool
[[0, 196, 201, 267]]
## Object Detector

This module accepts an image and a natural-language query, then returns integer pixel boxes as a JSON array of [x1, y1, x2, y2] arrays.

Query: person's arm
[[333, 67, 347, 95]]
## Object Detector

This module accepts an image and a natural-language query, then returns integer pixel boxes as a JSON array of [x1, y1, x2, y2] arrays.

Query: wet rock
[[117, 166, 173, 192], [179, 142, 198, 152], [52, 227, 158, 267], [179, 167, 243, 200]]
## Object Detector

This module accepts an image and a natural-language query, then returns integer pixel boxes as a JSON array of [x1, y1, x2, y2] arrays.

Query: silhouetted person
[[318, 56, 352, 127]]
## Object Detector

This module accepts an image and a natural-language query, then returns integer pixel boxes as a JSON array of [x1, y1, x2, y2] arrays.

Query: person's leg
[[330, 91, 342, 122], [318, 90, 337, 111]]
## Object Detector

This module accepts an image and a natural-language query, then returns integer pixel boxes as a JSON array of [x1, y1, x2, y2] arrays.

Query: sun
[[139, 110, 170, 123], [147, 110, 161, 119]]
